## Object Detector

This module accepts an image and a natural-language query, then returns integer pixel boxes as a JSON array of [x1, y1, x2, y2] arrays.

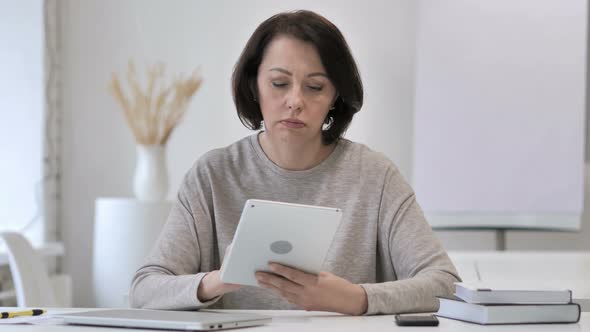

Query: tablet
[[220, 199, 343, 286]]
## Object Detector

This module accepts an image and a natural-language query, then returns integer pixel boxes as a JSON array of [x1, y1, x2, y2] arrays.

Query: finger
[[268, 263, 317, 286], [222, 282, 241, 291], [256, 271, 303, 294], [258, 280, 299, 303]]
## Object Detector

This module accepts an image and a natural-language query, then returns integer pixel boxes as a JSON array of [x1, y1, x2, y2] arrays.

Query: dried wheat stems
[[109, 60, 202, 145]]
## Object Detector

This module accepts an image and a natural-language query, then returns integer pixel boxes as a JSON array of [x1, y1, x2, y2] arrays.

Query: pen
[[1, 309, 46, 319]]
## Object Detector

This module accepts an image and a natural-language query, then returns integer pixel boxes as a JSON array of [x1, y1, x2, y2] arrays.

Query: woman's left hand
[[255, 263, 368, 315]]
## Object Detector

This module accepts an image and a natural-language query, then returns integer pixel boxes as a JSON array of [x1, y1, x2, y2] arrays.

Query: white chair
[[0, 232, 72, 307]]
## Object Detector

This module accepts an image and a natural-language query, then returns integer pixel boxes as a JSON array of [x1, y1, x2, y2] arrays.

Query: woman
[[130, 10, 460, 315]]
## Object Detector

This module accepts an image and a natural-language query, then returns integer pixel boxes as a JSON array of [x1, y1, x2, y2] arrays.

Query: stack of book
[[436, 282, 581, 325]]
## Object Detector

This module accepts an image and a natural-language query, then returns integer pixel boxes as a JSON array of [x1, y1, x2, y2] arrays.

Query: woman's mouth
[[280, 119, 305, 129]]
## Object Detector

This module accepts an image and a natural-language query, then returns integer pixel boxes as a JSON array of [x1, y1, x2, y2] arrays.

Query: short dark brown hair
[[232, 10, 363, 145]]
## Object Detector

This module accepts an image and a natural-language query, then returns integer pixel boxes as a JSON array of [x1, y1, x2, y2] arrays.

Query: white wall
[[59, 0, 590, 307], [0, 0, 44, 243]]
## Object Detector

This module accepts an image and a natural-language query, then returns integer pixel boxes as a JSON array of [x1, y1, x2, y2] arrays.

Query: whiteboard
[[413, 0, 587, 230]]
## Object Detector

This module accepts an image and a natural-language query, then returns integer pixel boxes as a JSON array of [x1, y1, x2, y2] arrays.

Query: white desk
[[449, 251, 590, 295], [0, 308, 588, 331]]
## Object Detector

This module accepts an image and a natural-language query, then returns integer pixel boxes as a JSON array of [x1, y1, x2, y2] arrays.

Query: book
[[454, 282, 572, 304], [436, 296, 581, 325]]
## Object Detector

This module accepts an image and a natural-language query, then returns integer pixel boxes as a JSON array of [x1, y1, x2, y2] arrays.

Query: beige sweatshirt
[[130, 133, 460, 315]]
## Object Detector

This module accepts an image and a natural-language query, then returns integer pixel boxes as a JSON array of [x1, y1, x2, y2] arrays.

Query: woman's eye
[[308, 85, 323, 91], [272, 82, 288, 88]]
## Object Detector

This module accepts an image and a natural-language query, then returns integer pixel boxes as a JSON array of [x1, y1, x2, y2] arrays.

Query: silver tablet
[[220, 199, 343, 286]]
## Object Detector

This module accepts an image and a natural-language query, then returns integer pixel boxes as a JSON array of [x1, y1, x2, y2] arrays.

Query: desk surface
[[0, 308, 588, 332]]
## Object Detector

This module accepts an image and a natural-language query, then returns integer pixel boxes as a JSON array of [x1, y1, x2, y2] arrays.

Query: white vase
[[133, 144, 168, 201]]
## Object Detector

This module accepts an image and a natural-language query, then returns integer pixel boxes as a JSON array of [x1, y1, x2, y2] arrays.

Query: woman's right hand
[[197, 244, 241, 301]]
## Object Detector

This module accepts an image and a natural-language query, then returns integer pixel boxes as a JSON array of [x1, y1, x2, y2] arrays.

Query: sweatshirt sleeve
[[129, 166, 221, 310], [359, 167, 461, 315]]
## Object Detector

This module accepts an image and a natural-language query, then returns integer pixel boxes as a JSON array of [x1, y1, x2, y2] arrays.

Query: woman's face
[[256, 35, 337, 145]]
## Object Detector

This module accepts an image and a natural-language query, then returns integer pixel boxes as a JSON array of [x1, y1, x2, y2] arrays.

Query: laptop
[[57, 309, 271, 331]]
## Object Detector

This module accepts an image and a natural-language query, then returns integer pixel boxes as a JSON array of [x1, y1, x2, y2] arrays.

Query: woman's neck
[[258, 132, 335, 171]]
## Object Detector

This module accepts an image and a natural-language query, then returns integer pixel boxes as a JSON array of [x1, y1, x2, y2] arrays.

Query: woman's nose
[[286, 86, 304, 112]]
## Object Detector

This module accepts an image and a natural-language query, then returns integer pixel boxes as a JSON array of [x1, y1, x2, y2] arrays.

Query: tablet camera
[[270, 240, 293, 254]]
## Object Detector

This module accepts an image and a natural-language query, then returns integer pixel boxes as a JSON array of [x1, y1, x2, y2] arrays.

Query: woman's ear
[[330, 93, 340, 109]]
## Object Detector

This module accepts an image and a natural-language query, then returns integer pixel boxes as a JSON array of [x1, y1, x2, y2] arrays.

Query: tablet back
[[220, 199, 343, 286]]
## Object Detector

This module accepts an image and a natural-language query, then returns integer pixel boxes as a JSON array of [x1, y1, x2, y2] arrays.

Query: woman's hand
[[255, 263, 368, 315], [197, 245, 241, 302]]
